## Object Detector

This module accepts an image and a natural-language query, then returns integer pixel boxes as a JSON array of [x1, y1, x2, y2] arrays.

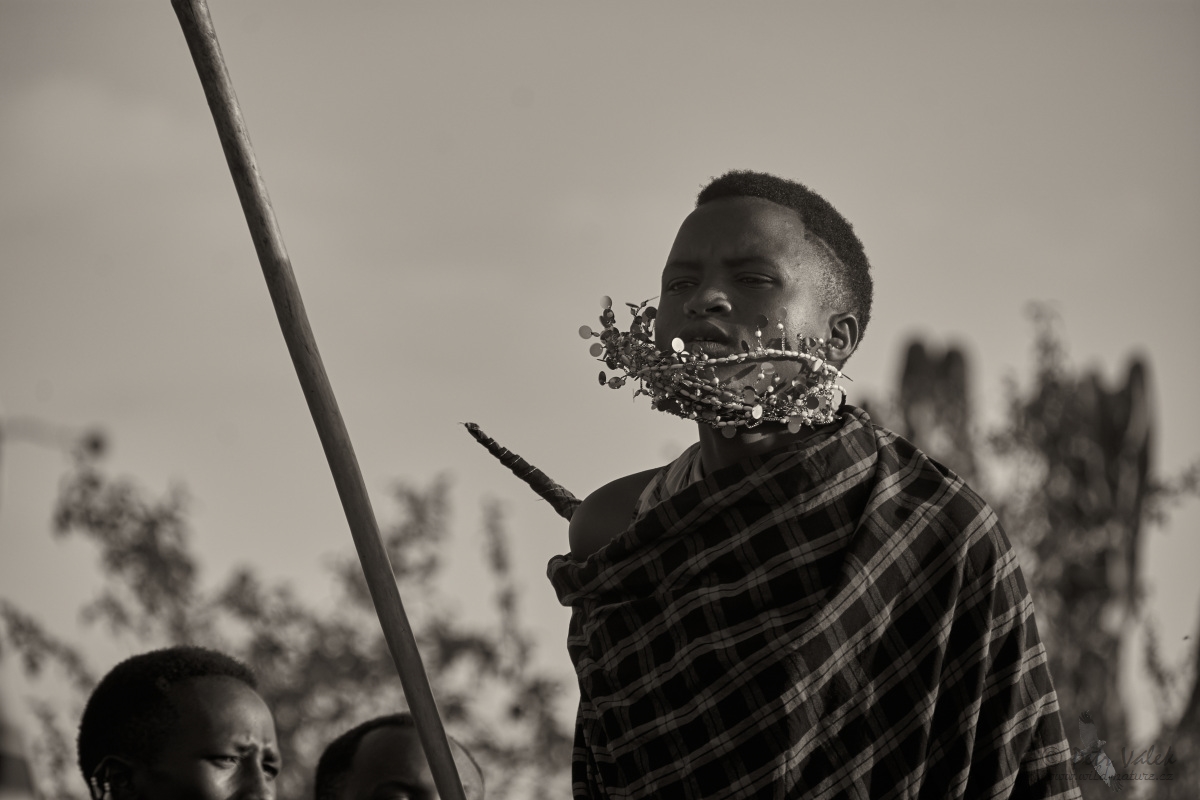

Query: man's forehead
[[350, 726, 484, 798], [684, 195, 807, 227], [671, 197, 812, 257], [160, 677, 277, 758], [167, 676, 266, 723], [352, 726, 429, 774], [667, 199, 835, 274]]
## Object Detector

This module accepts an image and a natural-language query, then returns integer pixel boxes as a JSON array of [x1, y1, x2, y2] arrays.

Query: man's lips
[[674, 322, 734, 347], [684, 339, 738, 357], [666, 322, 740, 356]]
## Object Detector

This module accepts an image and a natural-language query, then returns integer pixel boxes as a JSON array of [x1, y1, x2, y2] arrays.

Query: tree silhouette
[[874, 307, 1198, 798], [1, 447, 572, 799], [3, 311, 1197, 798]]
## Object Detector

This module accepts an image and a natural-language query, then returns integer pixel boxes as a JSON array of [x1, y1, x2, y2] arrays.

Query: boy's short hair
[[697, 170, 874, 340], [76, 645, 258, 781], [314, 712, 484, 800]]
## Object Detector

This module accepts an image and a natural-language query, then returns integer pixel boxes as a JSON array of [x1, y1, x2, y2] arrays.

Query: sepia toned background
[[2, 1, 1198, 795]]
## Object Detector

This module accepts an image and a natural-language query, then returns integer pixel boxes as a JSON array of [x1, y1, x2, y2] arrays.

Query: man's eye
[[738, 274, 772, 285], [209, 755, 240, 767], [665, 279, 695, 292]]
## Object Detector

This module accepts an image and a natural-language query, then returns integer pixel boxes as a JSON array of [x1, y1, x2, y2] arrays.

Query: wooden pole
[[169, 3, 466, 797]]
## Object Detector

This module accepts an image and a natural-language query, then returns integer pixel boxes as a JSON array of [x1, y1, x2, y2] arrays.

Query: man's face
[[655, 196, 840, 386], [337, 726, 484, 800], [131, 676, 280, 800]]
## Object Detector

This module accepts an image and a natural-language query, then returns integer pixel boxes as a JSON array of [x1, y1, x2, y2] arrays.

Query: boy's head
[[314, 713, 484, 800], [77, 646, 279, 800], [655, 170, 873, 374]]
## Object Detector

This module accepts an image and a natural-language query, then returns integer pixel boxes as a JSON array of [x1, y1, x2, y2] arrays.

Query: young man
[[314, 713, 485, 800], [77, 646, 280, 800], [549, 171, 1080, 798]]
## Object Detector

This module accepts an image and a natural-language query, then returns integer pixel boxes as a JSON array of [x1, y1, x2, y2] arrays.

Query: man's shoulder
[[862, 421, 1014, 564], [568, 467, 662, 562]]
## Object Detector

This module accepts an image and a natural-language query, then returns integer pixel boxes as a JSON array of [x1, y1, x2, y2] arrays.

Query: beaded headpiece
[[580, 296, 847, 437]]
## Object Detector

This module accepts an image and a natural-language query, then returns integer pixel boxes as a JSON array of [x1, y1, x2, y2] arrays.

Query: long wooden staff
[[170, 2, 466, 797]]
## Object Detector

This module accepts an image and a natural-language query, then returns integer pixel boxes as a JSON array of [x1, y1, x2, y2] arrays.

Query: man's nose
[[684, 283, 732, 316]]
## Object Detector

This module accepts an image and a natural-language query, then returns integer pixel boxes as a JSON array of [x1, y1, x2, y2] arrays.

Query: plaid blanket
[[547, 407, 1080, 799]]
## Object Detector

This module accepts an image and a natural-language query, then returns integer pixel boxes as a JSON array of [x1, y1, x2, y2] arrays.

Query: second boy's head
[[655, 171, 873, 384], [314, 713, 484, 800], [77, 646, 279, 800]]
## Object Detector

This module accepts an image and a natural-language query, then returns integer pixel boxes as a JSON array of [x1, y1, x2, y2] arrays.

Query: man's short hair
[[314, 713, 484, 800], [696, 170, 874, 340], [76, 646, 258, 782]]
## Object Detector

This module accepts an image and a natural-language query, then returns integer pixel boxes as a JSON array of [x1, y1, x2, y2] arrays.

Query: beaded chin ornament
[[579, 296, 848, 437]]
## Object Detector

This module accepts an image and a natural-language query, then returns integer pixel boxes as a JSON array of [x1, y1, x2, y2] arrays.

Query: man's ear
[[91, 755, 135, 800], [825, 312, 860, 365]]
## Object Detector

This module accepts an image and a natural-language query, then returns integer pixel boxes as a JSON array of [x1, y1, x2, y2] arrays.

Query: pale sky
[[1, 1, 1198, 746]]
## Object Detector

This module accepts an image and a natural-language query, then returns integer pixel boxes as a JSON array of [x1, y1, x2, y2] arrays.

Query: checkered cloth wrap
[[547, 406, 1079, 799]]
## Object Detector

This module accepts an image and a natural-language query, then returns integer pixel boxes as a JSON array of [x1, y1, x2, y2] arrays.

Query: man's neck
[[697, 420, 835, 473]]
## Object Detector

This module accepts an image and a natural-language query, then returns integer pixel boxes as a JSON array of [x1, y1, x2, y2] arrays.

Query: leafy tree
[[1, 441, 572, 799], [872, 307, 1199, 798], [4, 310, 1197, 798]]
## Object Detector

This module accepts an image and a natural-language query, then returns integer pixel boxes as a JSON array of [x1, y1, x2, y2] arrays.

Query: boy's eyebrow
[[232, 741, 280, 760]]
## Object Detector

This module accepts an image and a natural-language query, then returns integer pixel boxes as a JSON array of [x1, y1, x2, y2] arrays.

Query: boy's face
[[130, 676, 280, 800], [655, 196, 845, 385], [336, 726, 484, 800]]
